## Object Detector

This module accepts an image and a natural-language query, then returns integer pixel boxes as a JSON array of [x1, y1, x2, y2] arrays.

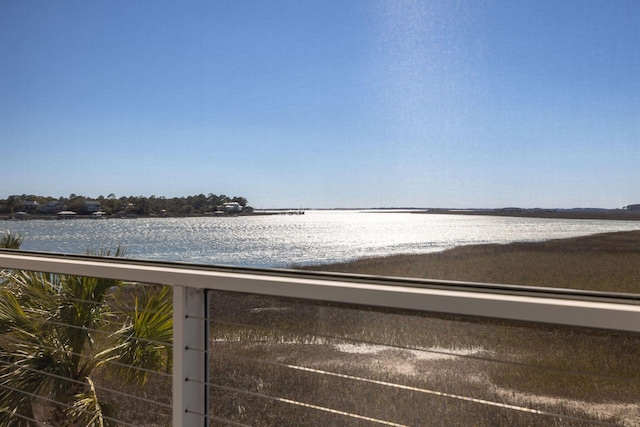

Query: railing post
[[173, 285, 208, 427]]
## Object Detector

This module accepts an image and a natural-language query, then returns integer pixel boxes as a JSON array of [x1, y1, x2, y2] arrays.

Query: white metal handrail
[[2, 250, 640, 333]]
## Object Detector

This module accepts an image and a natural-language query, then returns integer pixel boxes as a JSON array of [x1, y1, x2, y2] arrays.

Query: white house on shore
[[84, 201, 102, 213], [222, 202, 243, 213]]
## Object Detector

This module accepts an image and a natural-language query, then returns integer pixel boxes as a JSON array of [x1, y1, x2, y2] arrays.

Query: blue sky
[[1, 1, 638, 209]]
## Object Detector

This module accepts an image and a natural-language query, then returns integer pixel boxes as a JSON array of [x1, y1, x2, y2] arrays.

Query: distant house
[[46, 201, 65, 214], [23, 201, 39, 212], [222, 202, 243, 213], [84, 201, 102, 213]]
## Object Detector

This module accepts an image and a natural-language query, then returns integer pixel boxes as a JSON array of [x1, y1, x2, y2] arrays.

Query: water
[[4, 211, 640, 268]]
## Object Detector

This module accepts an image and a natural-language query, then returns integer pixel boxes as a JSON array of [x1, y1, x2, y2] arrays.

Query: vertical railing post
[[173, 285, 208, 427]]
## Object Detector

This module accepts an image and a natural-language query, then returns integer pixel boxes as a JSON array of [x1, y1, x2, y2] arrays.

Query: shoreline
[[5, 208, 640, 222], [303, 230, 640, 293], [414, 208, 640, 221], [0, 211, 293, 221]]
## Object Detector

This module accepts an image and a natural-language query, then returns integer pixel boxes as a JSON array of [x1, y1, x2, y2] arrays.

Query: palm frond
[[99, 286, 173, 383], [0, 248, 172, 425], [0, 349, 37, 427], [52, 248, 125, 355], [0, 230, 23, 249], [5, 270, 57, 306], [0, 342, 62, 426], [56, 275, 112, 356], [0, 290, 33, 337], [0, 269, 110, 424], [67, 376, 117, 427]]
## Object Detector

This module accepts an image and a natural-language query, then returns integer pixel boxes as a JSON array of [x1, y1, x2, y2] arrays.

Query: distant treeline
[[0, 193, 251, 216]]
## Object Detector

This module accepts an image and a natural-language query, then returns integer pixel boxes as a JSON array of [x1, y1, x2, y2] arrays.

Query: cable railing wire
[[209, 318, 639, 386], [1, 288, 173, 427], [185, 313, 209, 320], [0, 356, 171, 424], [185, 409, 258, 427], [208, 351, 620, 426], [20, 316, 174, 349], [210, 380, 618, 427], [2, 335, 172, 381], [207, 382, 411, 427], [57, 294, 174, 319], [207, 415, 254, 427], [0, 383, 140, 427], [0, 410, 41, 425], [0, 358, 172, 410], [209, 300, 636, 425]]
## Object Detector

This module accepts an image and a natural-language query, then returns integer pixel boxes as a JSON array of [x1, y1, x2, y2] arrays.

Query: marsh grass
[[209, 289, 640, 426], [210, 352, 594, 426], [95, 370, 172, 426], [303, 230, 640, 293]]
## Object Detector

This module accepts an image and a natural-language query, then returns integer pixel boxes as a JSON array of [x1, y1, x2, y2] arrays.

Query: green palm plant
[[0, 230, 23, 249], [0, 249, 173, 426]]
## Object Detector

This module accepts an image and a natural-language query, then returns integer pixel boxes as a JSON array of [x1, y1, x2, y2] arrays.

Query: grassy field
[[209, 290, 640, 426], [303, 230, 640, 293]]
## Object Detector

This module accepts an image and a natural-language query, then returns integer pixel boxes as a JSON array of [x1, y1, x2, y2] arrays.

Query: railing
[[1, 250, 640, 426]]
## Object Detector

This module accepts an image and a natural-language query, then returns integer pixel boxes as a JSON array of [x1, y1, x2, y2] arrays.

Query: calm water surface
[[5, 211, 640, 268]]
